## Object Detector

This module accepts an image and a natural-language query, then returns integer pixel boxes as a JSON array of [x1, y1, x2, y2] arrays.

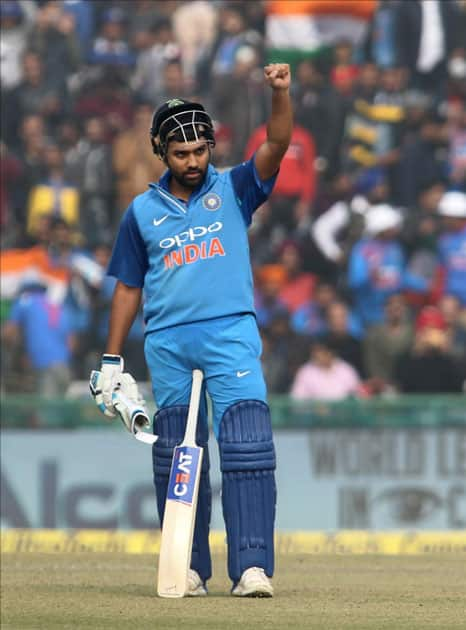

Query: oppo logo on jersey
[[162, 220, 226, 269], [159, 221, 223, 249]]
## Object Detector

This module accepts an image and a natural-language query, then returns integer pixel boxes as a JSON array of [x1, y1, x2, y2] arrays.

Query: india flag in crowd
[[266, 0, 376, 64]]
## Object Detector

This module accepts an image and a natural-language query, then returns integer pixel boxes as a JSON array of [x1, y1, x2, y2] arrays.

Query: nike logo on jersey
[[153, 215, 168, 226], [236, 370, 251, 378]]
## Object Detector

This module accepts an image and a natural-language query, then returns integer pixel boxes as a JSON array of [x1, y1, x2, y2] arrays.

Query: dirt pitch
[[1, 553, 465, 630]]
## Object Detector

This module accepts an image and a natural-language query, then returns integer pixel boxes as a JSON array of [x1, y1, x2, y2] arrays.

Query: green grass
[[1, 553, 465, 629]]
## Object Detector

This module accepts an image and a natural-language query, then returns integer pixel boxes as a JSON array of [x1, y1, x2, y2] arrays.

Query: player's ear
[[151, 136, 163, 159]]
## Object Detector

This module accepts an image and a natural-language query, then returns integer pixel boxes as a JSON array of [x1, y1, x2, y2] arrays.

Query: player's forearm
[[266, 87, 293, 155], [106, 281, 142, 355]]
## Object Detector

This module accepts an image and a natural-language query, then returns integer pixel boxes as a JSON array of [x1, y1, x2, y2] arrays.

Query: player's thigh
[[144, 330, 193, 408], [203, 314, 267, 434]]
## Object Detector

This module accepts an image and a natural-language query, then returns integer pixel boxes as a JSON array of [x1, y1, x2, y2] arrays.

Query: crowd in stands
[[1, 0, 465, 400]]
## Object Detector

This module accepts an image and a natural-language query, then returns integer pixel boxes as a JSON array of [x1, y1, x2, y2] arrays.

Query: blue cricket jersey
[[108, 157, 276, 332], [348, 238, 427, 327]]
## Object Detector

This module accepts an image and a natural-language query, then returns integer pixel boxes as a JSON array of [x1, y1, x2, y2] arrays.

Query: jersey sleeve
[[107, 204, 148, 287], [229, 154, 277, 226]]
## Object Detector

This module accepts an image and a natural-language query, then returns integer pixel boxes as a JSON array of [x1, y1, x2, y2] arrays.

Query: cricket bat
[[157, 369, 204, 598]]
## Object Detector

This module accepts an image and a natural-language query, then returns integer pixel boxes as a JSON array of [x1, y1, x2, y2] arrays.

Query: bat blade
[[157, 443, 203, 598]]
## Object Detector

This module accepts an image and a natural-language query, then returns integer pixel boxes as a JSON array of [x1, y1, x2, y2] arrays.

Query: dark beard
[[171, 168, 206, 190]]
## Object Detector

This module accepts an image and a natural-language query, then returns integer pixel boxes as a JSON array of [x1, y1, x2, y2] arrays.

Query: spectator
[[260, 326, 288, 395], [347, 204, 427, 328], [201, 2, 259, 89], [157, 58, 192, 103], [130, 17, 181, 104], [172, 0, 218, 82], [248, 201, 286, 268], [292, 57, 345, 180], [5, 50, 63, 143], [0, 142, 23, 248], [44, 217, 104, 356], [73, 68, 133, 142], [446, 47, 466, 101], [353, 61, 380, 101], [363, 293, 414, 387], [128, 0, 164, 41], [394, 0, 460, 94], [245, 122, 316, 234], [254, 264, 288, 328], [29, 1, 80, 91], [276, 240, 316, 314], [27, 141, 79, 239], [211, 45, 266, 164], [1, 280, 77, 396], [324, 300, 364, 373], [443, 98, 466, 190], [291, 337, 361, 401], [363, 0, 398, 69], [58, 117, 81, 155], [113, 100, 165, 215], [291, 280, 337, 338], [438, 294, 466, 365], [402, 179, 445, 304], [62, 0, 95, 58], [309, 167, 389, 281], [343, 65, 406, 178], [395, 89, 445, 207], [65, 116, 113, 247], [210, 123, 234, 170], [261, 309, 307, 395], [88, 6, 135, 67], [13, 114, 48, 241], [394, 305, 464, 393], [434, 191, 466, 305], [403, 178, 445, 254], [0, 0, 37, 91], [330, 39, 360, 98]]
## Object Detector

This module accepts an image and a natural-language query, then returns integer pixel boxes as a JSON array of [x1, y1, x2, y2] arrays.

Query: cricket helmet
[[150, 98, 216, 158]]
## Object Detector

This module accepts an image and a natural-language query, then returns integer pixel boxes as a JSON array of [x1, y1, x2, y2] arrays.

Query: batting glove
[[89, 354, 125, 417], [112, 373, 151, 434]]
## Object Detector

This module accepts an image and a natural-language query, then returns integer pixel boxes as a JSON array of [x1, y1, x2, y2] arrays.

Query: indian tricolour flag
[[266, 0, 375, 65]]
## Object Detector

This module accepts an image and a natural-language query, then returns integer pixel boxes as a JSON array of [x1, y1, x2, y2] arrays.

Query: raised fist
[[264, 63, 291, 90]]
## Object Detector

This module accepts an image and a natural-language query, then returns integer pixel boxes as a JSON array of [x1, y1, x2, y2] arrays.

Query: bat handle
[[183, 369, 203, 445]]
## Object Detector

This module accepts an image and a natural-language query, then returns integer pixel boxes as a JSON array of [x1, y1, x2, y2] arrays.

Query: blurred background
[[1, 0, 465, 532]]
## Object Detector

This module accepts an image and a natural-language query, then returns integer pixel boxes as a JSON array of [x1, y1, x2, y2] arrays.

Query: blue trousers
[[144, 313, 267, 436]]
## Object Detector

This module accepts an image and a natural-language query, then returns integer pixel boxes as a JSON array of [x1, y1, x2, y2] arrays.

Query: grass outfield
[[1, 553, 465, 630]]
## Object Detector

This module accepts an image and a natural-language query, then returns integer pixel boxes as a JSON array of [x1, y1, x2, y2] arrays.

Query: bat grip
[[183, 369, 203, 445]]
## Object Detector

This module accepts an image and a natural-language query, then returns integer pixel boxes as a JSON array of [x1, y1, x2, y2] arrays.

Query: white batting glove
[[89, 354, 124, 417], [112, 373, 151, 434]]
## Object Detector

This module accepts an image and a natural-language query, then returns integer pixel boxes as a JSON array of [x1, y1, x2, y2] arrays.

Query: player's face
[[166, 140, 210, 190]]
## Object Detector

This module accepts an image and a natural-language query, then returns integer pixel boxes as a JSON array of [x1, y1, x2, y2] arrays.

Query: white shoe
[[187, 569, 207, 596], [231, 567, 273, 598]]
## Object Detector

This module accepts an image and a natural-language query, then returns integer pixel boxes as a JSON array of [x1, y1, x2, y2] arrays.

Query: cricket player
[[90, 63, 292, 597]]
